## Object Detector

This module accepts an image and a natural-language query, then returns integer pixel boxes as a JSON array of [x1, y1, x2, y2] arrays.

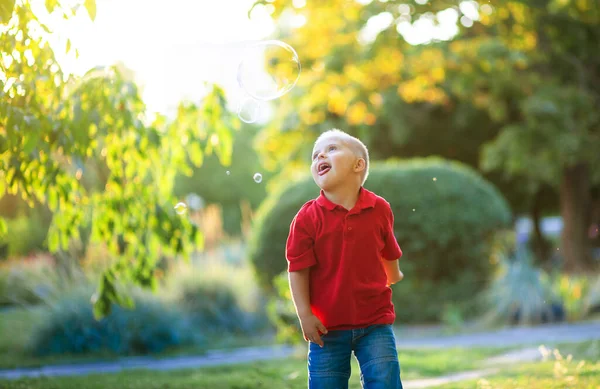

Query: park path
[[0, 320, 598, 382]]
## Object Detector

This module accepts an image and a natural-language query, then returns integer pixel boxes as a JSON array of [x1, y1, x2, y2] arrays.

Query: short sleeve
[[381, 202, 402, 261], [285, 212, 318, 272]]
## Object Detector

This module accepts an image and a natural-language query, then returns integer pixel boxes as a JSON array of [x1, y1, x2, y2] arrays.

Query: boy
[[285, 128, 404, 389]]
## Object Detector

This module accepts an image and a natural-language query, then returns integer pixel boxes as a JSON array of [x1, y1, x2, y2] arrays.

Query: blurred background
[[1, 0, 599, 373]]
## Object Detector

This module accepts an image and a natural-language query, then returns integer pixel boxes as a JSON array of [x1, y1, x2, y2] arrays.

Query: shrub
[[584, 275, 600, 317], [30, 287, 200, 356], [249, 158, 512, 322], [552, 273, 593, 321], [0, 255, 67, 307], [479, 248, 566, 326], [164, 260, 272, 336], [0, 212, 50, 259]]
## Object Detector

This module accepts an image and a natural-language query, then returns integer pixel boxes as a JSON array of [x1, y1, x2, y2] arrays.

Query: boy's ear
[[354, 158, 366, 173]]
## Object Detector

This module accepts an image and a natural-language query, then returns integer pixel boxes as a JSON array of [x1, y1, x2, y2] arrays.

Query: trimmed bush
[[31, 288, 200, 356], [248, 157, 512, 322]]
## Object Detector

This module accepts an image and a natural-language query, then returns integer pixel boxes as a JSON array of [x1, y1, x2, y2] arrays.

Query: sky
[[37, 0, 478, 118], [43, 0, 277, 118]]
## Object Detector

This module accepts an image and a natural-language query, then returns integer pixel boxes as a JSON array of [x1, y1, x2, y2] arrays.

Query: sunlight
[[34, 0, 274, 116], [30, 0, 469, 116]]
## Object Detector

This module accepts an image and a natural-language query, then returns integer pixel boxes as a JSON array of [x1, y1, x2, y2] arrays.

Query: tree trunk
[[559, 163, 592, 271]]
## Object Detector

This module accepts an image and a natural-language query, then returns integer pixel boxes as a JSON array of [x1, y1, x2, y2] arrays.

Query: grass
[[1, 306, 598, 389], [438, 340, 600, 389], [0, 345, 510, 389]]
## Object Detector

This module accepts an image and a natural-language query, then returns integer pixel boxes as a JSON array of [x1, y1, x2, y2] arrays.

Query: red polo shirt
[[285, 187, 402, 331]]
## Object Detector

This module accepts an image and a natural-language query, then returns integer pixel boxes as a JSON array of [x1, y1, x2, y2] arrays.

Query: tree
[[0, 0, 237, 317], [174, 122, 273, 237], [253, 0, 600, 270]]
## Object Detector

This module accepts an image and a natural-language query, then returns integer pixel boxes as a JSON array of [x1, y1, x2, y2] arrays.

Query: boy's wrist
[[297, 309, 313, 319]]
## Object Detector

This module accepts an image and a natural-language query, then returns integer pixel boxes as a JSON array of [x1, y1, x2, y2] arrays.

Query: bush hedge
[[166, 262, 272, 336], [248, 157, 512, 322], [30, 288, 200, 356]]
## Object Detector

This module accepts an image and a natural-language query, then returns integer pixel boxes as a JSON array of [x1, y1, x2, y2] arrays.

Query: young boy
[[285, 128, 404, 389]]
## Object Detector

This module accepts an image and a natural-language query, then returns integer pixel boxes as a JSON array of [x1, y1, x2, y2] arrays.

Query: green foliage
[[584, 275, 600, 317], [30, 287, 201, 356], [257, 0, 600, 270], [0, 212, 49, 258], [173, 124, 272, 236], [0, 1, 237, 317], [0, 253, 90, 307], [165, 262, 272, 336], [480, 248, 565, 326], [551, 273, 593, 322], [249, 158, 512, 323], [0, 256, 56, 306]]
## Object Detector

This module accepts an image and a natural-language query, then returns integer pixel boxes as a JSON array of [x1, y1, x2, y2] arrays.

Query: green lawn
[[2, 342, 598, 389], [0, 346, 509, 389], [438, 341, 600, 389], [2, 306, 599, 388], [438, 360, 600, 389]]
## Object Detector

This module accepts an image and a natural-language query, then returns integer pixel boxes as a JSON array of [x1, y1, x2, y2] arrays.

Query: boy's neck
[[323, 185, 362, 211]]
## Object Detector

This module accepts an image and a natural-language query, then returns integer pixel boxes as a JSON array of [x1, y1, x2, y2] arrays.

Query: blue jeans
[[307, 324, 402, 389]]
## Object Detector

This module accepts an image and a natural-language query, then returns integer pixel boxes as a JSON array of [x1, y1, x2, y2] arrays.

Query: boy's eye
[[328, 145, 336, 151]]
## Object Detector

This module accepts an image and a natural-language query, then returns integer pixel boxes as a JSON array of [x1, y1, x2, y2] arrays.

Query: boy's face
[[311, 135, 363, 191]]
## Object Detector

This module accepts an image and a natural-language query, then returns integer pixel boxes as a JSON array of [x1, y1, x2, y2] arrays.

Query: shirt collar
[[316, 187, 377, 212]]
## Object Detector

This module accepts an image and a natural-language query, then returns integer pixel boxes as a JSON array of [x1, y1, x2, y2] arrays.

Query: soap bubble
[[226, 170, 231, 175], [237, 40, 301, 102], [237, 96, 261, 124], [253, 173, 263, 183], [174, 202, 187, 215]]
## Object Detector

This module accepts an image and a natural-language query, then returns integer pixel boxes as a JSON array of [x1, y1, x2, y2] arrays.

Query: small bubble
[[90, 293, 98, 304], [253, 173, 263, 183], [557, 248, 560, 251], [412, 209, 415, 212], [75, 168, 83, 180], [433, 177, 437, 181], [237, 96, 261, 124], [174, 202, 187, 215], [226, 170, 231, 176]]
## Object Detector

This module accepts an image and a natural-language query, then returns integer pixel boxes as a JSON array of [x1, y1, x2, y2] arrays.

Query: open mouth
[[318, 162, 331, 176]]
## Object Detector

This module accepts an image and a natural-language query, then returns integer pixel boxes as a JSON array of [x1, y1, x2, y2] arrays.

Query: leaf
[[45, 0, 57, 14], [47, 190, 58, 211], [23, 132, 37, 154], [0, 217, 6, 238], [84, 0, 96, 21], [48, 229, 59, 252], [66, 38, 71, 53], [0, 0, 15, 25]]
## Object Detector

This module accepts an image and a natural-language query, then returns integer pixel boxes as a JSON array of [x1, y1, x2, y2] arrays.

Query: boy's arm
[[381, 258, 404, 286], [288, 268, 312, 318], [288, 268, 328, 347]]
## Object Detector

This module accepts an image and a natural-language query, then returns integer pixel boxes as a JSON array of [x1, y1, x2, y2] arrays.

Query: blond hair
[[314, 128, 370, 185]]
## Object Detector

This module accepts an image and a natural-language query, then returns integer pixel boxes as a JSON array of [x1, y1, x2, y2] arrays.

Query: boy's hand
[[299, 313, 328, 347], [386, 269, 404, 287]]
